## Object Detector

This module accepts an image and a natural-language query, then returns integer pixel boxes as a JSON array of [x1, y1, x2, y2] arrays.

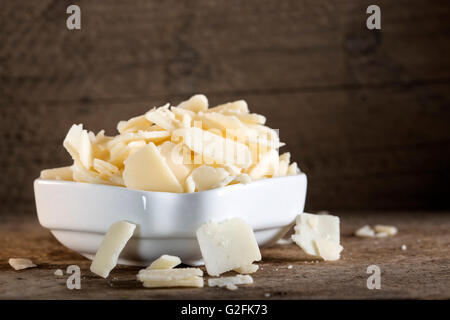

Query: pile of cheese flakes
[[40, 94, 299, 193]]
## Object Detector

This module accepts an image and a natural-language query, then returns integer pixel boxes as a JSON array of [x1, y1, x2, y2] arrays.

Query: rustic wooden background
[[1, 0, 450, 215]]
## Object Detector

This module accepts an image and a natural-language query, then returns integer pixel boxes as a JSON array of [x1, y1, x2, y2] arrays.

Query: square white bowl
[[34, 173, 307, 266]]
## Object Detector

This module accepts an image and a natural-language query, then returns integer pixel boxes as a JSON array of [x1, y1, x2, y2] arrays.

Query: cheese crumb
[[355, 224, 398, 238], [355, 225, 375, 238], [374, 225, 398, 236], [226, 284, 238, 291], [54, 269, 64, 276], [208, 274, 254, 288], [90, 221, 136, 278], [401, 244, 407, 251], [8, 258, 37, 271]]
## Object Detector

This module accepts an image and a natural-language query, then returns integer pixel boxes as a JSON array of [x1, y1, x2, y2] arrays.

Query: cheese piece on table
[[54, 269, 64, 276], [63, 124, 93, 169], [142, 276, 204, 288], [208, 275, 254, 288], [291, 212, 343, 261], [172, 127, 252, 168], [355, 225, 375, 238], [146, 255, 181, 270], [8, 258, 37, 271], [374, 225, 398, 236], [375, 232, 388, 238], [40, 166, 73, 181], [178, 94, 209, 112], [313, 238, 343, 261], [90, 221, 136, 278], [123, 143, 184, 193], [189, 165, 232, 191], [196, 218, 261, 276], [137, 268, 203, 281], [234, 264, 259, 274]]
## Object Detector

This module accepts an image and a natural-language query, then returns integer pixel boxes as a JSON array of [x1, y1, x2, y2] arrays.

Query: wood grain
[[1, 0, 450, 214], [0, 211, 449, 299]]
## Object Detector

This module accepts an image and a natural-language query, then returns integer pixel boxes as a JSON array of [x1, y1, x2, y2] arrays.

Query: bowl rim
[[34, 172, 307, 196]]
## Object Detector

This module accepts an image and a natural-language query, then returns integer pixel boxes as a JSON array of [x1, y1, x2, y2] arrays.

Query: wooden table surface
[[0, 211, 449, 299]]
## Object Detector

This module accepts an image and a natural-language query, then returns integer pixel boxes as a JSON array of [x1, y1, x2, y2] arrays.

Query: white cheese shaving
[[8, 258, 37, 271], [234, 264, 259, 274], [90, 221, 136, 278], [208, 274, 253, 288], [196, 218, 261, 276], [291, 212, 343, 261], [374, 225, 398, 236], [147, 255, 181, 270]]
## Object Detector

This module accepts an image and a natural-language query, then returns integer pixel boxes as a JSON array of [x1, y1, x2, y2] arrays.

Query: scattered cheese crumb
[[355, 224, 398, 238], [401, 244, 407, 251], [54, 269, 64, 276], [208, 275, 253, 289], [226, 284, 238, 291], [287, 265, 293, 269], [355, 225, 375, 238], [374, 225, 398, 236], [375, 232, 388, 238], [8, 258, 37, 271]]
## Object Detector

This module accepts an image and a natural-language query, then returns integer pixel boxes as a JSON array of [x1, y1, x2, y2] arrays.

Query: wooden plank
[[1, 0, 450, 103], [0, 211, 449, 299]]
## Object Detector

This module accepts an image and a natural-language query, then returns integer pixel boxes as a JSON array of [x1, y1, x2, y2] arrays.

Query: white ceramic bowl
[[34, 173, 307, 266]]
